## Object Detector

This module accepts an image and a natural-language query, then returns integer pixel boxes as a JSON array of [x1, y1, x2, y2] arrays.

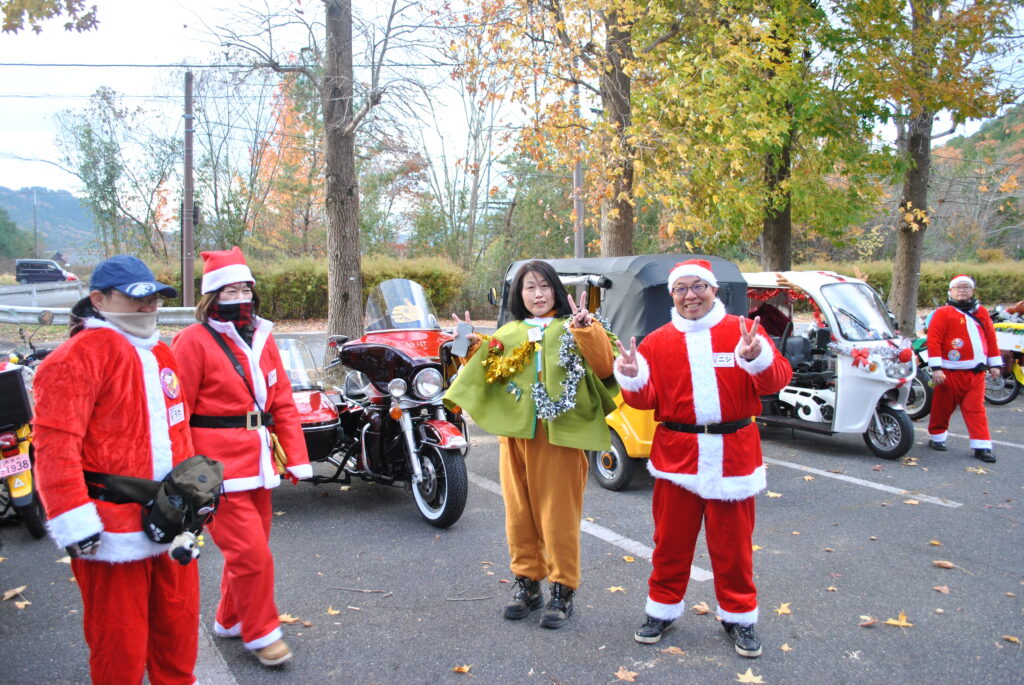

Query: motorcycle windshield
[[364, 279, 441, 332], [276, 337, 324, 391], [820, 282, 898, 342]]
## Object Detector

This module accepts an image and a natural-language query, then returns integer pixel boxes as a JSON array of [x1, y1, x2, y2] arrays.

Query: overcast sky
[[0, 0, 249, 193]]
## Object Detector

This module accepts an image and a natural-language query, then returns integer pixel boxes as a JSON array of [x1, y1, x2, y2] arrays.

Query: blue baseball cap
[[90, 255, 178, 299]]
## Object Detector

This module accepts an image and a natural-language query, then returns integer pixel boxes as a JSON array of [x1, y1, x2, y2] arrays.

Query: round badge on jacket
[[951, 338, 964, 349], [160, 368, 181, 399], [947, 350, 961, 362]]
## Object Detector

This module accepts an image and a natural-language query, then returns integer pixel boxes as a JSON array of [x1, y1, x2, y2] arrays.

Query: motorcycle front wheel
[[15, 495, 47, 539], [984, 368, 1021, 405], [862, 404, 914, 460], [411, 445, 468, 528], [905, 368, 934, 420]]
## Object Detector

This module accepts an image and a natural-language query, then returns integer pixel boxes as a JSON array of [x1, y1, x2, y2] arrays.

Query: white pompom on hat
[[668, 258, 718, 292], [948, 274, 975, 290], [200, 246, 255, 294]]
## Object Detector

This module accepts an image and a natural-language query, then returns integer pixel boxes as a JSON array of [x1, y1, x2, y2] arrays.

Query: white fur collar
[[83, 317, 160, 349], [524, 316, 555, 327], [670, 300, 726, 333]]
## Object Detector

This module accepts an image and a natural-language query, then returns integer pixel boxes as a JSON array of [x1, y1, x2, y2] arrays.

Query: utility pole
[[32, 190, 38, 258], [182, 71, 195, 306]]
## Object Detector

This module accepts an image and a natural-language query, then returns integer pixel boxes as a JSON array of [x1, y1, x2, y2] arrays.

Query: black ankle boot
[[539, 582, 575, 629], [503, 576, 542, 620]]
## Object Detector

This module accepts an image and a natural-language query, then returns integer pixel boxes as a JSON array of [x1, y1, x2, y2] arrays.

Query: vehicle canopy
[[497, 254, 747, 343]]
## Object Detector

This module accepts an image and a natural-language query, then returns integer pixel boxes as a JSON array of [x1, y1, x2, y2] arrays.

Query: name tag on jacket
[[712, 353, 736, 367]]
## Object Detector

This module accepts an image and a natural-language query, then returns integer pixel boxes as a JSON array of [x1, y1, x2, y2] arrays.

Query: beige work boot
[[256, 639, 293, 667]]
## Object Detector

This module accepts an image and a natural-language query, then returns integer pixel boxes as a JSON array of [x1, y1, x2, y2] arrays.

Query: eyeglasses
[[671, 283, 710, 296], [950, 284, 973, 290], [131, 295, 163, 306]]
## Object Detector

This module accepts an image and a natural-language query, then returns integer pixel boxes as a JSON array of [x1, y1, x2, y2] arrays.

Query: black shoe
[[928, 440, 947, 452], [723, 622, 762, 658], [973, 449, 996, 463], [539, 582, 575, 629], [503, 576, 543, 620], [634, 615, 674, 644]]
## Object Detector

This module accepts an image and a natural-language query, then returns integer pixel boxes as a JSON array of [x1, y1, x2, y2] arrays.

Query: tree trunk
[[323, 0, 363, 337], [760, 121, 793, 271], [598, 12, 634, 257], [888, 108, 932, 335]]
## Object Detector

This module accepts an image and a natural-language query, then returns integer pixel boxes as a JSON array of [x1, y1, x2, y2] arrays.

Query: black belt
[[662, 417, 752, 435], [190, 411, 274, 430]]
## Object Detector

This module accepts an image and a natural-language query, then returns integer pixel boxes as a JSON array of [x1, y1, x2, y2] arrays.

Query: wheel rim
[[594, 448, 620, 480], [413, 449, 445, 515], [985, 374, 1016, 402], [869, 412, 902, 449], [906, 377, 926, 414]]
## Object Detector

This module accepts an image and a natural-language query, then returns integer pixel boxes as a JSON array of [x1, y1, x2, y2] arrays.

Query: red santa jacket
[[172, 317, 311, 492], [34, 320, 195, 562], [614, 301, 792, 501], [926, 304, 1002, 371]]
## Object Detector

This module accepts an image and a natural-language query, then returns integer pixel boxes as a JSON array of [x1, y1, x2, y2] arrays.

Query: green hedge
[[150, 255, 466, 319]]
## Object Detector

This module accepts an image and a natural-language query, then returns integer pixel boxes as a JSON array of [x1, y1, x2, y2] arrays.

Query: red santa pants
[[206, 488, 282, 649], [72, 553, 198, 685], [928, 369, 992, 448], [648, 479, 757, 623], [499, 422, 589, 589]]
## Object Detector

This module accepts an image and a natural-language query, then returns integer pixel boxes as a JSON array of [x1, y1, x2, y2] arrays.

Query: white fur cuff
[[646, 596, 686, 621], [46, 502, 102, 547], [288, 463, 313, 480], [735, 335, 774, 375], [718, 605, 758, 625], [614, 352, 650, 392]]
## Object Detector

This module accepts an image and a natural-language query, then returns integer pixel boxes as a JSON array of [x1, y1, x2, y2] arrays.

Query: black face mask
[[947, 297, 978, 313], [208, 300, 255, 329]]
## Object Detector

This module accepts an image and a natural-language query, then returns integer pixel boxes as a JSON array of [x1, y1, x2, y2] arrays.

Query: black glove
[[66, 533, 101, 558]]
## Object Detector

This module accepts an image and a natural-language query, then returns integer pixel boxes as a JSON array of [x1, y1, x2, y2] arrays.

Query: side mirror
[[487, 287, 498, 307], [39, 310, 54, 326]]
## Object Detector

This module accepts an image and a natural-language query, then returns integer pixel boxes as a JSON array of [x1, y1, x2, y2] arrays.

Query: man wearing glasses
[[926, 274, 1003, 463], [34, 255, 201, 684], [613, 259, 791, 658]]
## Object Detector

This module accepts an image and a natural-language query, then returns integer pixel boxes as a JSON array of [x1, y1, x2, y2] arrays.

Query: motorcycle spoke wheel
[[862, 405, 913, 460], [411, 446, 468, 529], [984, 371, 1021, 405]]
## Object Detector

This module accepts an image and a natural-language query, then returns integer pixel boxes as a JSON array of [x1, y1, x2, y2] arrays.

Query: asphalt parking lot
[[1, 400, 1021, 684]]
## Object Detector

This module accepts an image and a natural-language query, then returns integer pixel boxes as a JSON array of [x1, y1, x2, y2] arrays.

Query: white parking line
[[195, 617, 239, 685], [914, 427, 1024, 451], [763, 457, 963, 508], [467, 471, 714, 582]]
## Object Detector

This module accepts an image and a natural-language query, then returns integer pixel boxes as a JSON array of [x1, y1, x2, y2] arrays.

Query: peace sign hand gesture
[[614, 337, 639, 377], [568, 291, 593, 329], [738, 316, 762, 361]]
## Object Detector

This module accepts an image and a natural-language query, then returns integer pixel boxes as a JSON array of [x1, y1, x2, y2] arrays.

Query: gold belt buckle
[[245, 411, 262, 430]]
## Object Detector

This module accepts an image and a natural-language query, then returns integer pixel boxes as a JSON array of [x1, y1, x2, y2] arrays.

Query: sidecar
[[276, 337, 342, 462]]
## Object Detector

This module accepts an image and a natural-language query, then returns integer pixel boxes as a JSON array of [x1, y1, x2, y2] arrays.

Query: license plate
[[0, 453, 31, 479]]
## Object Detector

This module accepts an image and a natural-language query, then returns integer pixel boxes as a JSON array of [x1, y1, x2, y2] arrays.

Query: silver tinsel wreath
[[531, 315, 610, 420]]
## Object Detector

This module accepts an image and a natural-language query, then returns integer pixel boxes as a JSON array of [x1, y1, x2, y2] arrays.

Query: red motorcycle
[[279, 279, 469, 528]]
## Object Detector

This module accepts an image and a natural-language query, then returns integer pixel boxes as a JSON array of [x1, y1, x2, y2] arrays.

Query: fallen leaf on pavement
[[933, 586, 949, 594], [803, 475, 815, 482], [14, 600, 30, 609], [452, 664, 472, 674], [791, 531, 800, 535], [929, 540, 942, 546], [662, 646, 685, 655], [780, 643, 793, 652], [693, 601, 710, 615], [3, 585, 27, 601], [615, 666, 639, 682], [274, 511, 285, 516], [327, 606, 341, 615], [752, 544, 763, 551], [279, 613, 300, 623], [622, 556, 635, 563], [765, 491, 782, 498], [0, 557, 5, 563], [774, 602, 792, 615], [827, 587, 838, 592], [965, 466, 987, 475], [736, 667, 765, 683], [57, 556, 71, 564], [1002, 635, 1021, 645], [608, 586, 625, 593], [302, 621, 312, 627], [884, 611, 913, 628], [859, 615, 877, 627], [872, 465, 884, 471], [903, 499, 920, 505]]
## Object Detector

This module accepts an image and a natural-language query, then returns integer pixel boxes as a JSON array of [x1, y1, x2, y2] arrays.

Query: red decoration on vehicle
[[897, 348, 913, 363], [851, 347, 870, 368]]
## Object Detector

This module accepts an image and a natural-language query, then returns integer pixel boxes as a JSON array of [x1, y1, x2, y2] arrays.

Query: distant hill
[[940, 104, 1024, 166], [0, 186, 96, 261]]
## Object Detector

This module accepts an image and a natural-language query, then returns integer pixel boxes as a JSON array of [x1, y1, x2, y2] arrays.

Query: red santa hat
[[667, 258, 718, 292], [948, 274, 974, 290], [200, 246, 255, 294]]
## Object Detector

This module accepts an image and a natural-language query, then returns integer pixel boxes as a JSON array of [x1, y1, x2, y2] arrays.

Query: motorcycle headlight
[[412, 368, 443, 399], [885, 360, 913, 379], [388, 378, 408, 398]]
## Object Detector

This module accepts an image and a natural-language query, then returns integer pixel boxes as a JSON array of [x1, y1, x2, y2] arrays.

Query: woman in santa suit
[[172, 247, 311, 667]]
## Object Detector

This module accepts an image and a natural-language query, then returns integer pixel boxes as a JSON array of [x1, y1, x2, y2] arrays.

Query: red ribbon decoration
[[851, 347, 870, 368]]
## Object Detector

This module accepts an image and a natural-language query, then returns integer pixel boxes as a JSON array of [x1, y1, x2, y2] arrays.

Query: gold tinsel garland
[[479, 334, 538, 384]]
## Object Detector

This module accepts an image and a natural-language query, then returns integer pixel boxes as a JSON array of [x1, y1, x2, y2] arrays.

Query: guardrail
[[0, 305, 197, 326], [0, 281, 87, 306]]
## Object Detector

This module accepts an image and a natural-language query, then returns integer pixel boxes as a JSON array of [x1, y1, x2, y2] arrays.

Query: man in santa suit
[[614, 259, 791, 658], [34, 255, 200, 684], [926, 274, 1003, 463]]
